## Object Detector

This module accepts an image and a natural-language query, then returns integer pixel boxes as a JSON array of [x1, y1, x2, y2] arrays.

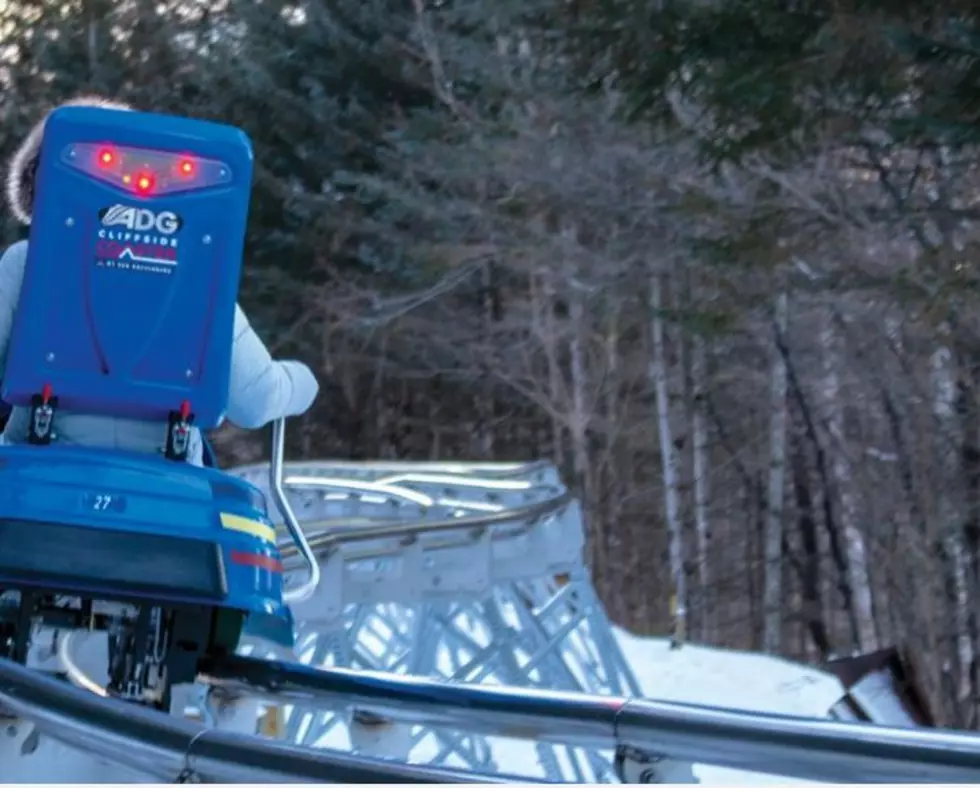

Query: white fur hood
[[5, 95, 132, 225]]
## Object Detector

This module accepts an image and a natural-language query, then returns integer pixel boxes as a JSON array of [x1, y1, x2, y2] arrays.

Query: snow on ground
[[309, 622, 845, 783], [615, 628, 844, 717], [414, 625, 846, 783], [615, 627, 844, 784]]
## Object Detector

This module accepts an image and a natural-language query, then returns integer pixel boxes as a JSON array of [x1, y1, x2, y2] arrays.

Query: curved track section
[[235, 458, 637, 781], [3, 448, 980, 782]]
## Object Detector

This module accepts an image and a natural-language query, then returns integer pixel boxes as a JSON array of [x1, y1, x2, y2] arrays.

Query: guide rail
[[199, 654, 980, 784], [0, 657, 531, 784]]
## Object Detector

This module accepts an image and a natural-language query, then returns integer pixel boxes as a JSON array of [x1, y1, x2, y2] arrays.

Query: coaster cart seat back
[[0, 106, 316, 708]]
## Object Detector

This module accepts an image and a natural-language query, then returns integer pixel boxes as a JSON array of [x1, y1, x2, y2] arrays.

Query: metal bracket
[[614, 745, 699, 784]]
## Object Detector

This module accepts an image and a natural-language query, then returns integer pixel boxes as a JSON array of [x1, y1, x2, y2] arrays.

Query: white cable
[[57, 631, 108, 697]]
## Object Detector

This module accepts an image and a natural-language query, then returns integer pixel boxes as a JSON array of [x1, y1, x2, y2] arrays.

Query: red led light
[[97, 148, 115, 167], [134, 172, 154, 193], [177, 159, 195, 176]]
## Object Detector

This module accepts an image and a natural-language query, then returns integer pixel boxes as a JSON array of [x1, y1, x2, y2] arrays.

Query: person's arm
[[226, 303, 319, 429], [0, 241, 28, 377]]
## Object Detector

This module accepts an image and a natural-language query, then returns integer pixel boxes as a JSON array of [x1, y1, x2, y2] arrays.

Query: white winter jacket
[[0, 240, 318, 460]]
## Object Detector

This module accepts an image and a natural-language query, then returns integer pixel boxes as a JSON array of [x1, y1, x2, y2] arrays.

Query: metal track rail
[[0, 657, 533, 784], [260, 459, 582, 623], [199, 654, 980, 784], [277, 492, 573, 560]]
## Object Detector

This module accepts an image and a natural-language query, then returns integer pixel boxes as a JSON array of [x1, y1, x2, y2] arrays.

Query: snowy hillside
[[615, 628, 844, 784]]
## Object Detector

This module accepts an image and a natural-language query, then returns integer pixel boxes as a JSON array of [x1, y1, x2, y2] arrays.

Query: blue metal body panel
[[0, 446, 282, 603], [0, 444, 294, 645], [2, 106, 254, 429]]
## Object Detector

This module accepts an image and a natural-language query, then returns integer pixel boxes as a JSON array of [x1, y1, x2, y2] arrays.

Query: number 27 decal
[[93, 495, 114, 510], [84, 493, 126, 512]]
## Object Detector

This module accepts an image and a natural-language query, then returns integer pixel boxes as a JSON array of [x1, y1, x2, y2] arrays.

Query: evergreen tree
[[0, 0, 217, 239], [557, 0, 980, 159], [198, 0, 437, 280]]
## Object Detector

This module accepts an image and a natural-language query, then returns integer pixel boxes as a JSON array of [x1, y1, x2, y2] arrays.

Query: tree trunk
[[598, 308, 622, 607], [568, 287, 597, 570], [931, 332, 973, 714], [691, 334, 712, 641], [821, 318, 878, 652], [791, 428, 832, 658], [529, 272, 565, 467], [473, 261, 501, 459], [650, 272, 686, 647], [763, 291, 789, 653]]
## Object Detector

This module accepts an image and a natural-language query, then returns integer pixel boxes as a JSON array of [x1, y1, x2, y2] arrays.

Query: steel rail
[[276, 491, 574, 560], [0, 657, 533, 784], [234, 458, 558, 479], [200, 654, 980, 784]]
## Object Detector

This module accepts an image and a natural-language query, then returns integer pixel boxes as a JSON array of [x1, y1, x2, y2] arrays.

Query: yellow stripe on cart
[[220, 512, 276, 544]]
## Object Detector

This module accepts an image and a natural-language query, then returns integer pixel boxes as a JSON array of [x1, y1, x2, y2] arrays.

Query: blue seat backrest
[[2, 106, 254, 429]]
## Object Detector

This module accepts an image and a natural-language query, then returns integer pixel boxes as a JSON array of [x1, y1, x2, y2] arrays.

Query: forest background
[[3, 0, 980, 727]]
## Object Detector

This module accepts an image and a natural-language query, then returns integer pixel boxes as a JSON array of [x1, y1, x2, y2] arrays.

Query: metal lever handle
[[269, 417, 320, 603]]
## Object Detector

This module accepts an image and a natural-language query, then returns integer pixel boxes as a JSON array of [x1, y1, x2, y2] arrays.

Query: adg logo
[[95, 204, 182, 273], [98, 204, 182, 235]]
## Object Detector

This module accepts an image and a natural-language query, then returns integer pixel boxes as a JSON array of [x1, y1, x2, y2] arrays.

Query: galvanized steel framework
[[232, 455, 641, 782]]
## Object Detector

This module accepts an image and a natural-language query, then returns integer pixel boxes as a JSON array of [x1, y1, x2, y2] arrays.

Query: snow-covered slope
[[615, 628, 845, 784], [616, 628, 844, 717]]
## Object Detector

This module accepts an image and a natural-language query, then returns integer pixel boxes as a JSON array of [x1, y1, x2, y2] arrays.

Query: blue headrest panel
[[2, 106, 254, 428]]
